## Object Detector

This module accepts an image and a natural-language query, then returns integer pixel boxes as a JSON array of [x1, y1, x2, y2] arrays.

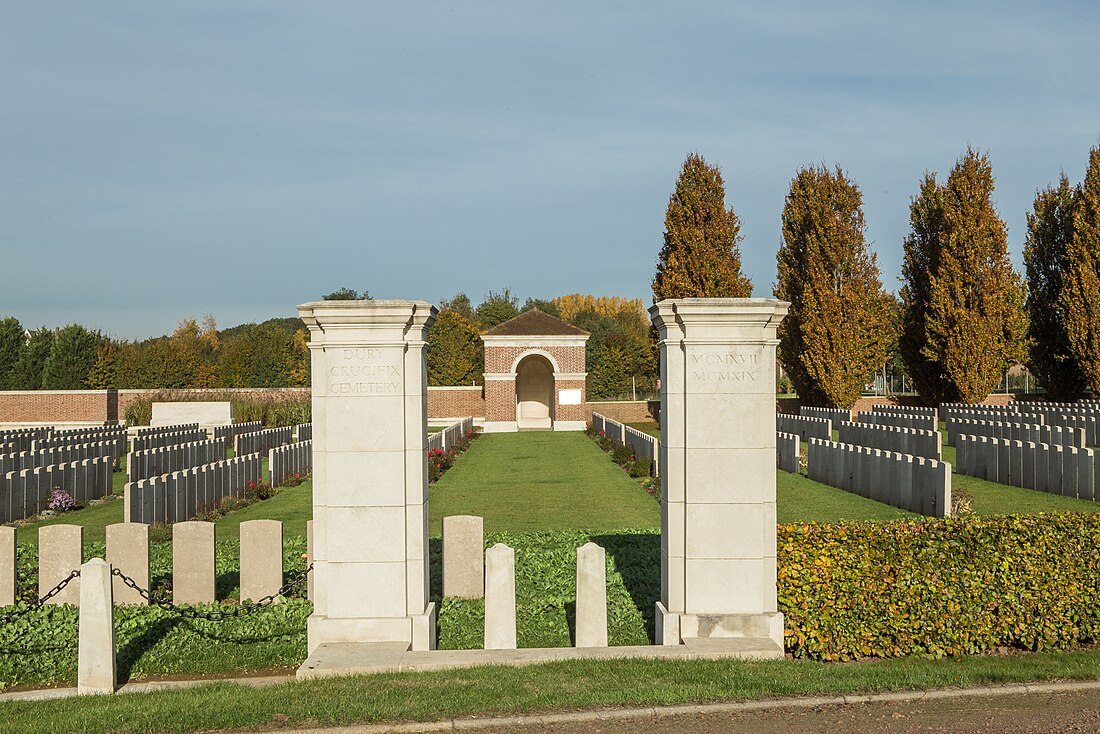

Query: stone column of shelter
[[650, 298, 787, 656], [297, 300, 437, 653]]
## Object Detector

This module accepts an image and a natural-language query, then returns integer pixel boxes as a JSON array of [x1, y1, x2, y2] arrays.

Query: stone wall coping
[[427, 386, 483, 392], [0, 390, 109, 396]]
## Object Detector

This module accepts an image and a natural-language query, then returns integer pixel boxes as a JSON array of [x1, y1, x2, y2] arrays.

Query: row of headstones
[[0, 426, 55, 454], [807, 438, 952, 517], [269, 440, 313, 487], [956, 434, 1100, 500], [134, 422, 200, 437], [943, 405, 1100, 445], [0, 520, 292, 608], [32, 428, 127, 461], [426, 418, 473, 453], [126, 437, 228, 483], [0, 439, 118, 476], [799, 405, 851, 426], [233, 425, 294, 458], [296, 422, 312, 442], [947, 419, 1084, 450], [123, 452, 264, 525], [856, 411, 937, 432], [776, 432, 799, 472], [441, 515, 609, 648], [131, 428, 208, 454], [837, 421, 942, 461], [591, 413, 660, 476], [1, 456, 113, 523], [869, 405, 938, 419], [776, 413, 831, 443], [212, 420, 263, 443]]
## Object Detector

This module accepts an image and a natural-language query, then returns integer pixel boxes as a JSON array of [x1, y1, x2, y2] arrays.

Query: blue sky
[[2, 2, 1098, 340]]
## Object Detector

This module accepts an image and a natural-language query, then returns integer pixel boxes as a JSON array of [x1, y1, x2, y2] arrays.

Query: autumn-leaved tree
[[899, 148, 1028, 404], [1060, 146, 1100, 393], [427, 310, 484, 386], [775, 165, 894, 408], [1024, 174, 1087, 398], [652, 153, 752, 301]]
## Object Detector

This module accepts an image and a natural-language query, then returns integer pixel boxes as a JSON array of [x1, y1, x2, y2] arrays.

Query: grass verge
[[428, 432, 660, 536], [3, 648, 1100, 734]]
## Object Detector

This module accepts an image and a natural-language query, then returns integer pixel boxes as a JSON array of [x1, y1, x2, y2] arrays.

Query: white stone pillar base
[[481, 421, 518, 433], [657, 602, 784, 650], [552, 420, 587, 432], [308, 602, 436, 651]]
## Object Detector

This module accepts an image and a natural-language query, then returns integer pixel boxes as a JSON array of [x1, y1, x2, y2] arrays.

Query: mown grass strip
[[427, 432, 660, 536], [3, 648, 1100, 734]]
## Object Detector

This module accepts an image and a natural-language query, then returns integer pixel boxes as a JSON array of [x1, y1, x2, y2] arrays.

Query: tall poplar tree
[[1024, 175, 1086, 398], [898, 148, 1027, 404], [653, 153, 752, 301], [775, 165, 893, 408], [0, 317, 25, 389], [1061, 146, 1100, 392]]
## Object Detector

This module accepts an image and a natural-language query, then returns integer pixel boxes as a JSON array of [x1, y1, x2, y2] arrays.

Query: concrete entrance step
[[297, 638, 783, 680]]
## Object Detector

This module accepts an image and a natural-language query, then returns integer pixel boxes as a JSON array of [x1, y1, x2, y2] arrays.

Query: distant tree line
[[0, 315, 310, 390], [655, 145, 1100, 407]]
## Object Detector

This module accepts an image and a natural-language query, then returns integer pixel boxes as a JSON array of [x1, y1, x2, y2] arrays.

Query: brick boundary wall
[[778, 393, 1032, 419], [0, 390, 113, 424], [1, 389, 1047, 427], [427, 386, 485, 421], [586, 400, 659, 425]]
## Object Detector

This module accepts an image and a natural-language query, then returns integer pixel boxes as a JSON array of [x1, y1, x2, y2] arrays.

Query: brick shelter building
[[480, 309, 589, 432]]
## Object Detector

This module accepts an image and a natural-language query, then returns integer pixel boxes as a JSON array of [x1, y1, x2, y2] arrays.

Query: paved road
[[446, 689, 1100, 734]]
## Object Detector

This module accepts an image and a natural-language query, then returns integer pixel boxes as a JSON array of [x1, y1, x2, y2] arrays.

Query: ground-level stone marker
[[77, 558, 115, 695], [40, 524, 83, 605], [443, 515, 484, 599], [650, 298, 787, 655], [105, 522, 149, 606], [173, 521, 215, 604], [240, 519, 283, 602], [298, 300, 437, 652], [575, 542, 607, 648], [484, 542, 517, 650]]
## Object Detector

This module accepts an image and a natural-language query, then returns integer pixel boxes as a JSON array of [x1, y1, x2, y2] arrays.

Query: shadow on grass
[[591, 532, 660, 643], [116, 616, 181, 684]]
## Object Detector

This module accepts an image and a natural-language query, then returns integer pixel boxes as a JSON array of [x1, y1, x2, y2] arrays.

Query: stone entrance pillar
[[650, 298, 788, 654], [297, 300, 436, 653]]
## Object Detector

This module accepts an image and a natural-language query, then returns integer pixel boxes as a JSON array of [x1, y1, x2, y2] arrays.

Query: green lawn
[[428, 432, 660, 536], [940, 441, 1100, 515], [777, 469, 914, 522], [4, 649, 1100, 734]]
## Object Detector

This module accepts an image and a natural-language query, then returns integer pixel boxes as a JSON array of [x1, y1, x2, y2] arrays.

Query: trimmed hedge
[[780, 514, 1100, 660], [3, 515, 1099, 688]]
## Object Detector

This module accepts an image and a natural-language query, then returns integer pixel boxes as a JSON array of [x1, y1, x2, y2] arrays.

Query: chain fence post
[[78, 558, 116, 695]]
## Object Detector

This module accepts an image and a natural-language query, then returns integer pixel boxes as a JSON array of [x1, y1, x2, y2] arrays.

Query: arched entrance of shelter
[[515, 354, 554, 430]]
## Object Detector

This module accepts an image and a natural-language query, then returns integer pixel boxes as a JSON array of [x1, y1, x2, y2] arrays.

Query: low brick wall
[[586, 400, 659, 425], [427, 386, 485, 420], [0, 390, 112, 424], [779, 394, 1027, 416]]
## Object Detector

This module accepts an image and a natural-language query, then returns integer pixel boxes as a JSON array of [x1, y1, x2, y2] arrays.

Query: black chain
[[0, 569, 81, 625], [110, 564, 313, 620]]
